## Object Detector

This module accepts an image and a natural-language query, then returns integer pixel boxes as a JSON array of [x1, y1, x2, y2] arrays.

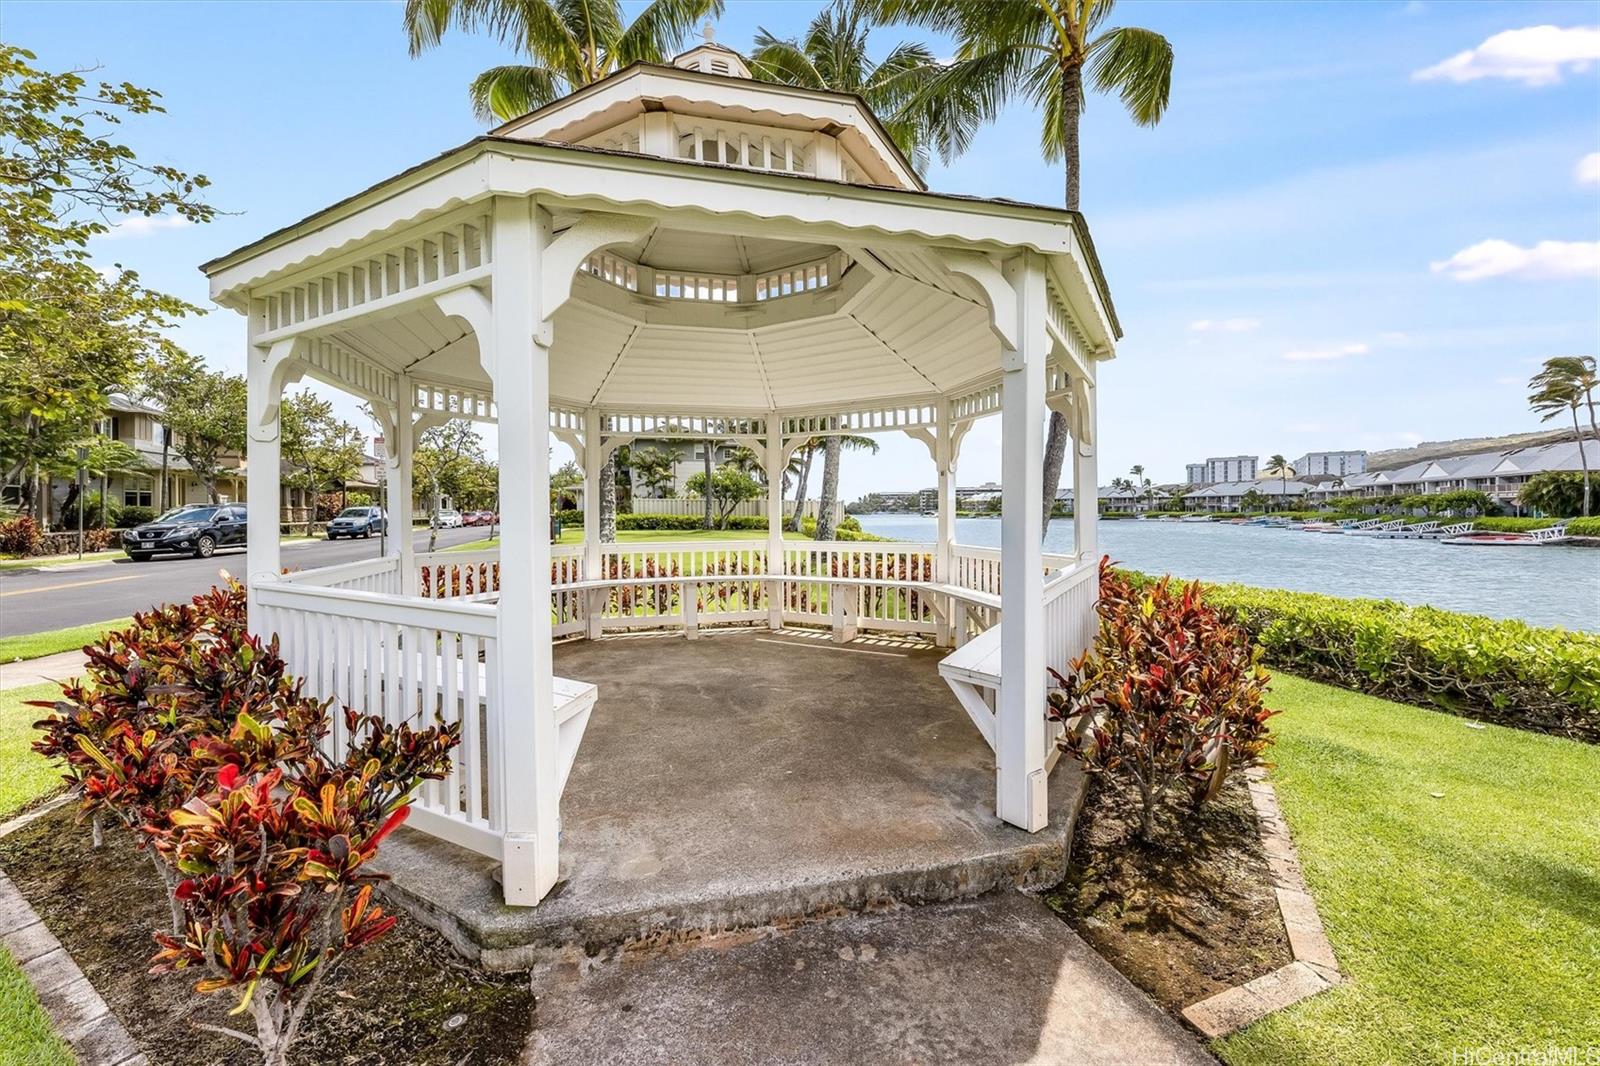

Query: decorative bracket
[[937, 250, 1019, 353], [434, 287, 496, 386], [249, 338, 307, 441], [541, 212, 656, 322]]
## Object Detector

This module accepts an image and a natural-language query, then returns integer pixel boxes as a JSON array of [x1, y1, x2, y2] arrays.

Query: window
[[123, 482, 153, 507]]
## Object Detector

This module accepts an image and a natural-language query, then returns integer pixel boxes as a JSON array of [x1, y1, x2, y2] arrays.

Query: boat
[[1298, 521, 1341, 533], [1181, 514, 1213, 523], [1440, 525, 1569, 547]]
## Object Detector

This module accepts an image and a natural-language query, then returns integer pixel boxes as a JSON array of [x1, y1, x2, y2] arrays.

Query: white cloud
[[1413, 24, 1600, 87], [1429, 238, 1600, 281], [1188, 317, 1262, 333], [1577, 152, 1600, 184], [99, 214, 192, 239], [1283, 342, 1371, 363]]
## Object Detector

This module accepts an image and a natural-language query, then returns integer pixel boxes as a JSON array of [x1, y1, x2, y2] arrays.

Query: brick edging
[[1180, 767, 1343, 1040], [0, 805, 148, 1065]]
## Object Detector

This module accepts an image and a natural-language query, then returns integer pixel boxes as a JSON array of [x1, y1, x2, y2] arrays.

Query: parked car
[[122, 504, 247, 561], [326, 506, 387, 539], [464, 510, 498, 526], [432, 509, 464, 528]]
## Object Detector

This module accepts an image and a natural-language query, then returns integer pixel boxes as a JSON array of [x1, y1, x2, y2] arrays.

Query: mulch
[[0, 804, 532, 1065], [1044, 772, 1292, 1012]]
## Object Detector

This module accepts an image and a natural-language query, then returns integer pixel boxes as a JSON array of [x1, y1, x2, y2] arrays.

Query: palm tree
[[406, 0, 726, 121], [813, 433, 880, 539], [1529, 364, 1593, 516], [873, 0, 1174, 526], [789, 441, 819, 532], [750, 0, 973, 172], [1268, 453, 1288, 512]]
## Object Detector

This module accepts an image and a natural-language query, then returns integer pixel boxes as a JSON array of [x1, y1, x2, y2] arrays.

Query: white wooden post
[[489, 197, 559, 904], [997, 253, 1049, 833], [934, 400, 957, 646], [1073, 380, 1098, 565], [583, 408, 604, 639], [245, 322, 300, 638], [389, 375, 416, 594], [765, 416, 784, 630]]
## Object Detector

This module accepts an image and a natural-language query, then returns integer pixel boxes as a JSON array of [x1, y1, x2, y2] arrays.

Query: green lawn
[[0, 619, 132, 664], [0, 682, 74, 1066], [447, 528, 814, 551], [1219, 675, 1600, 1064]]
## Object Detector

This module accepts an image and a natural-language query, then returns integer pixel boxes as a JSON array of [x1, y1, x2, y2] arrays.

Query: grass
[[1219, 675, 1600, 1065], [446, 528, 815, 551], [0, 619, 132, 664], [0, 683, 74, 1066]]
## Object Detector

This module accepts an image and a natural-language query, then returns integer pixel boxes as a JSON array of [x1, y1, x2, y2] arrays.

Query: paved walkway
[[525, 891, 1215, 1065], [0, 651, 87, 691]]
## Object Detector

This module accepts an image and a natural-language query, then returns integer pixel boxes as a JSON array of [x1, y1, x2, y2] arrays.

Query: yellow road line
[[0, 574, 143, 598]]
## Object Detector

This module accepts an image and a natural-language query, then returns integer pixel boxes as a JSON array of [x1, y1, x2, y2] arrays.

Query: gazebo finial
[[703, 21, 715, 44]]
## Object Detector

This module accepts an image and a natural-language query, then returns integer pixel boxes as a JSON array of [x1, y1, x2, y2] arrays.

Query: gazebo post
[[388, 374, 416, 594], [934, 399, 956, 646], [995, 253, 1049, 832], [487, 197, 560, 903], [765, 416, 784, 630], [244, 324, 301, 637], [1073, 379, 1098, 563], [583, 407, 603, 577]]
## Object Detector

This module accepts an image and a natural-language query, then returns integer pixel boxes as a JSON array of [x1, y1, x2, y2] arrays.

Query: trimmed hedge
[[1566, 517, 1600, 536], [1469, 517, 1561, 532], [1120, 569, 1600, 743]]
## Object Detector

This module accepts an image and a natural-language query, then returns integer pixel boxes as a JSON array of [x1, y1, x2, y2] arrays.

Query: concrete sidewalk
[[0, 651, 88, 691], [526, 891, 1214, 1066]]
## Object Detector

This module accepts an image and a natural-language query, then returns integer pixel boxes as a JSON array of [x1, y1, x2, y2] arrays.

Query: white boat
[[1440, 525, 1569, 547], [1181, 514, 1213, 523]]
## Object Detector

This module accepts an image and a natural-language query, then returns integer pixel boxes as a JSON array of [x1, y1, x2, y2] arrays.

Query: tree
[[1519, 472, 1585, 519], [280, 392, 364, 537], [788, 440, 818, 531], [813, 433, 878, 540], [551, 459, 582, 510], [685, 463, 762, 528], [0, 46, 213, 525], [1268, 453, 1288, 509], [630, 446, 677, 498], [750, 0, 976, 172], [1529, 361, 1593, 517], [405, 0, 725, 122], [412, 420, 487, 548], [140, 353, 247, 504], [873, 0, 1173, 527]]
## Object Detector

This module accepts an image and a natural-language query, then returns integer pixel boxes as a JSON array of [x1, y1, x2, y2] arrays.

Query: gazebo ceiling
[[322, 228, 1014, 416]]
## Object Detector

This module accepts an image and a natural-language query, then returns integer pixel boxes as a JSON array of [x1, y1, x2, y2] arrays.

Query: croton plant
[[1049, 557, 1276, 841], [32, 579, 460, 1066]]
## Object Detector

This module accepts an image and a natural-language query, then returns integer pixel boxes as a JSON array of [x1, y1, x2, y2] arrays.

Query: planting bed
[[1044, 773, 1291, 1012], [0, 805, 532, 1065]]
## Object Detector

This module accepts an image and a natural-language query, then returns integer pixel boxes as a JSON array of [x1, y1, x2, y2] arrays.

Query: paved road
[[0, 527, 492, 637]]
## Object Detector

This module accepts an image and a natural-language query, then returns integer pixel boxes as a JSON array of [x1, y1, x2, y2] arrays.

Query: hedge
[[1469, 517, 1561, 532], [1566, 517, 1600, 536], [548, 510, 883, 539], [1120, 570, 1600, 743]]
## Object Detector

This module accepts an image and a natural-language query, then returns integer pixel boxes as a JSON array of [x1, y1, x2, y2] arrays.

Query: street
[[0, 526, 492, 637]]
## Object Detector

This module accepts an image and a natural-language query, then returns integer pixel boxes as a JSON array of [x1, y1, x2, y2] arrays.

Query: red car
[[463, 510, 498, 526]]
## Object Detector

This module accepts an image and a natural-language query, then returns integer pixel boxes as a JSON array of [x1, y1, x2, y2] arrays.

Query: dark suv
[[326, 506, 387, 539], [122, 504, 247, 561]]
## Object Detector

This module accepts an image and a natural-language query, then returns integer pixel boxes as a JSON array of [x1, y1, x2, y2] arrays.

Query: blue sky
[[10, 0, 1598, 498]]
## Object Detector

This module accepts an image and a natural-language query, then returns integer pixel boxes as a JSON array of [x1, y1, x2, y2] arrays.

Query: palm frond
[[614, 0, 724, 67], [748, 35, 827, 90], [469, 64, 564, 122], [916, 45, 1037, 162], [1087, 24, 1172, 126]]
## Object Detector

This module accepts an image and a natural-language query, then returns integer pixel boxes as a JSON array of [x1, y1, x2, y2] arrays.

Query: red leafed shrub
[[0, 514, 42, 554], [1048, 557, 1276, 840], [148, 712, 456, 1065]]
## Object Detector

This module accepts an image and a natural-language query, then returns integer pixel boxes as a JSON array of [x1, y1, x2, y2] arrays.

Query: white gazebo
[[203, 47, 1118, 907]]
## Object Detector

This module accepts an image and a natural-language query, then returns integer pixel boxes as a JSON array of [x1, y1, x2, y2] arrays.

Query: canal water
[[855, 514, 1600, 632]]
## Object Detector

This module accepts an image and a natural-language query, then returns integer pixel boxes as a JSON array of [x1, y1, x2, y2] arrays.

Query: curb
[[1180, 766, 1342, 1040], [0, 867, 146, 1065]]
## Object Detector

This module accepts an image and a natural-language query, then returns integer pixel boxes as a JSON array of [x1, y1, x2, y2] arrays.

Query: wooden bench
[[441, 659, 599, 796]]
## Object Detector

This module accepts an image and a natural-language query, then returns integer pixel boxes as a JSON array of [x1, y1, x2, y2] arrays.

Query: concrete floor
[[379, 630, 1084, 970], [525, 892, 1214, 1066]]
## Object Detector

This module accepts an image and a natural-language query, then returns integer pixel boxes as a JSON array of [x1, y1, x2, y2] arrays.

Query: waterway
[[854, 514, 1600, 632]]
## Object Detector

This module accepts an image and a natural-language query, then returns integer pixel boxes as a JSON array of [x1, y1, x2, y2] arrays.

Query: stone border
[[1, 798, 148, 1065], [1180, 767, 1342, 1040]]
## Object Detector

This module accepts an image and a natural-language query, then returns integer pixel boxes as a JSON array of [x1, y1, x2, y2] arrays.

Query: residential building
[[1315, 439, 1600, 510], [1183, 478, 1312, 512], [1190, 455, 1258, 484], [1293, 450, 1367, 478], [626, 437, 748, 498], [1185, 463, 1206, 485]]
